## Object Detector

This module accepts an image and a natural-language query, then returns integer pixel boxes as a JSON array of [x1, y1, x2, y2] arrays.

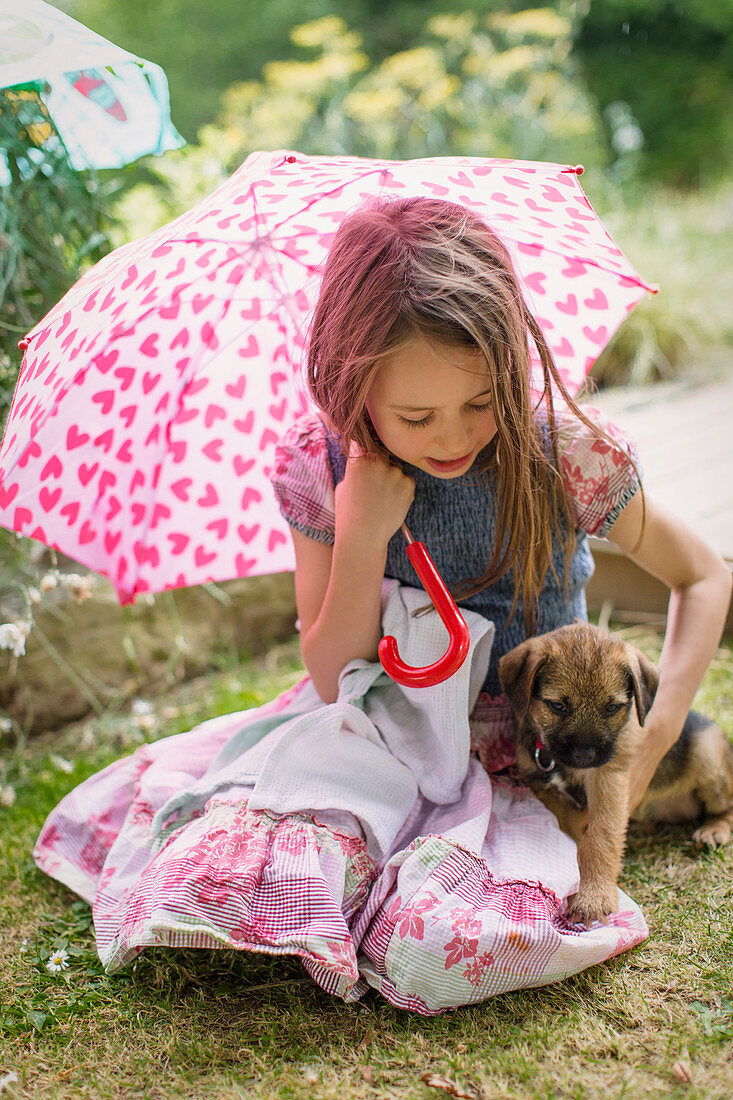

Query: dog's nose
[[566, 745, 599, 768], [558, 742, 611, 769]]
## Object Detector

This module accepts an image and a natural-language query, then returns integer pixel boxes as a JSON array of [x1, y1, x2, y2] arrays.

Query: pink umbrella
[[0, 151, 654, 628]]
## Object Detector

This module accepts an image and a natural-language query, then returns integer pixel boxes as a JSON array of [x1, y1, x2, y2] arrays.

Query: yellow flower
[[220, 81, 262, 116], [343, 86, 406, 124], [263, 60, 325, 96], [247, 96, 315, 144], [290, 16, 352, 49], [427, 13, 477, 42], [418, 75, 461, 112], [486, 45, 540, 81], [462, 40, 496, 79], [380, 47, 445, 90], [289, 16, 363, 54], [488, 8, 571, 41]]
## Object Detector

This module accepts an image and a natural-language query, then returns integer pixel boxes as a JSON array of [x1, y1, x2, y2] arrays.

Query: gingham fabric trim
[[470, 692, 517, 773], [356, 834, 648, 1016], [272, 413, 335, 544], [558, 405, 641, 536], [93, 801, 378, 982]]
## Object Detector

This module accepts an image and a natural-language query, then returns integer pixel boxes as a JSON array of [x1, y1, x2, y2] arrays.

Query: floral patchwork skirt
[[34, 680, 648, 1016]]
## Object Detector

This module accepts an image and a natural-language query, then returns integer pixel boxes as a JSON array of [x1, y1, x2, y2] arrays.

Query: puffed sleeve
[[556, 405, 642, 537], [272, 412, 336, 545]]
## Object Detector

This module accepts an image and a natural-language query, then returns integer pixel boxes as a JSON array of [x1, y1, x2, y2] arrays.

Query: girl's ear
[[498, 640, 548, 717]]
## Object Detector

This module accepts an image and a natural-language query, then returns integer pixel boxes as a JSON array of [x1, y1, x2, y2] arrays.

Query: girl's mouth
[[426, 450, 474, 473]]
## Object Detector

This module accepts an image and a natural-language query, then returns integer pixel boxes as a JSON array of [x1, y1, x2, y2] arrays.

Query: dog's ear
[[626, 646, 660, 726], [498, 639, 548, 717]]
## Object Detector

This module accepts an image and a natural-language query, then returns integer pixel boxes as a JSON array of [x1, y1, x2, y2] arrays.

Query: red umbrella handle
[[378, 525, 470, 687]]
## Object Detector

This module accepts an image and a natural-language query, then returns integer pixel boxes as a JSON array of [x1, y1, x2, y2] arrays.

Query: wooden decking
[[584, 370, 733, 632]]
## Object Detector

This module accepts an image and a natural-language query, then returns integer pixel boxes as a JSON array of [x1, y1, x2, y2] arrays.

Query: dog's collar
[[534, 739, 555, 773]]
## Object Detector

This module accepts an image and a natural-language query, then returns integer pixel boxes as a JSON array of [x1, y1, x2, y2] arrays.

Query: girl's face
[[365, 336, 498, 477]]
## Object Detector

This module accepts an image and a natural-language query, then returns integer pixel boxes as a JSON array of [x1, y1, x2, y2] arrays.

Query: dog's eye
[[604, 702, 625, 715], [545, 699, 568, 715]]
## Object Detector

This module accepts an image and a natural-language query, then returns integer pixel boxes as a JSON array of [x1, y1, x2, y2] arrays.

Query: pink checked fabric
[[0, 151, 654, 602], [34, 584, 648, 1014]]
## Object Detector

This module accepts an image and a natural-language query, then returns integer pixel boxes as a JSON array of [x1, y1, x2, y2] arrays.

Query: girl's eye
[[399, 402, 492, 429], [399, 414, 433, 428]]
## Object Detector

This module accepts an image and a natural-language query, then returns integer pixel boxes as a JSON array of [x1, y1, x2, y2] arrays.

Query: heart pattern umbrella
[[0, 150, 654, 603]]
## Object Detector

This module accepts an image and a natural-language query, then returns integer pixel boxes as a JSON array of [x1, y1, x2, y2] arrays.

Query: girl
[[275, 196, 730, 807], [34, 196, 730, 1016]]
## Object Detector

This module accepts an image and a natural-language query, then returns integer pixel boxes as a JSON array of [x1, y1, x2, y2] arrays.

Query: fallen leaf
[[421, 1072, 481, 1099], [357, 1028, 373, 1052], [672, 1061, 694, 1084]]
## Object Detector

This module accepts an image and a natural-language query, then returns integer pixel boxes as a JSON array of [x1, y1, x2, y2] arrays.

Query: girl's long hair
[[307, 196, 635, 630]]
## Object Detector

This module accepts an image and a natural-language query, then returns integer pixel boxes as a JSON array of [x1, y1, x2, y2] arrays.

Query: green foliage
[[587, 180, 733, 387], [71, 0, 355, 141], [110, 10, 733, 389], [0, 89, 114, 423], [71, 0, 733, 187], [70, 0, 528, 142], [111, 10, 608, 236], [577, 0, 733, 186]]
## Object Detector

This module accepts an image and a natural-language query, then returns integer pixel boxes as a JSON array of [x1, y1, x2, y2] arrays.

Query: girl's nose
[[435, 417, 471, 456]]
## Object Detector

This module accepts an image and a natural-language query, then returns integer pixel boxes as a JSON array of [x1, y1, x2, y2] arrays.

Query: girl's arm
[[605, 491, 732, 808], [292, 451, 415, 703]]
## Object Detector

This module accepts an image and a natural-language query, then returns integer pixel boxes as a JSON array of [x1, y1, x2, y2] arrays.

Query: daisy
[[46, 948, 70, 974]]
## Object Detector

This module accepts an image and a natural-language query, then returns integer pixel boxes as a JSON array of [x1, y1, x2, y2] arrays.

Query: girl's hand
[[334, 445, 415, 547]]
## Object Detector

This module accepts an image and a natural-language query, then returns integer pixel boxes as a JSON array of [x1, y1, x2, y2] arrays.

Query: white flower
[[61, 573, 93, 603], [46, 948, 70, 974], [0, 785, 16, 807], [131, 698, 154, 717], [0, 1072, 19, 1093], [39, 572, 59, 593], [0, 622, 29, 657], [49, 754, 73, 774]]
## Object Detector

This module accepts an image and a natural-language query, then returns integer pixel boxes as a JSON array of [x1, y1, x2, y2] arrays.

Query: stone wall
[[0, 573, 298, 735]]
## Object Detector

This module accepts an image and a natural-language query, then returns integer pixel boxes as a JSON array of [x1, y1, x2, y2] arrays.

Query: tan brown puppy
[[498, 623, 733, 926]]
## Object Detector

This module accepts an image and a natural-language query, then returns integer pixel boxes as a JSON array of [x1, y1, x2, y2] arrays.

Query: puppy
[[498, 622, 733, 926]]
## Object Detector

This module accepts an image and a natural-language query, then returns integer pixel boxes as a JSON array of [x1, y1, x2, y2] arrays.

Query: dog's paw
[[692, 820, 731, 849], [566, 884, 618, 927]]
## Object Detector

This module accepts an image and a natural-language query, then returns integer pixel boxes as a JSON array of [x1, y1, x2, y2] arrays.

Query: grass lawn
[[1, 627, 731, 1099]]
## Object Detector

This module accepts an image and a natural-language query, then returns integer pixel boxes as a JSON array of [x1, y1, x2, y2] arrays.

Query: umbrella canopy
[[0, 0, 183, 178], [0, 150, 655, 603]]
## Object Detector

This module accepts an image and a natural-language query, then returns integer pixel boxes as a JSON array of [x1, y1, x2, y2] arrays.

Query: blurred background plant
[[106, 3, 733, 394], [0, 89, 115, 417]]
